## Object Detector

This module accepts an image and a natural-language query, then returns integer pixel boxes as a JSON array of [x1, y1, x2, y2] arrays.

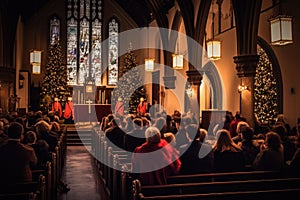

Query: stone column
[[234, 54, 259, 127], [186, 69, 203, 123]]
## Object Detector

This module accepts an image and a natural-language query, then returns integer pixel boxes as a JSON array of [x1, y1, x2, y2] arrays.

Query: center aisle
[[58, 146, 110, 200]]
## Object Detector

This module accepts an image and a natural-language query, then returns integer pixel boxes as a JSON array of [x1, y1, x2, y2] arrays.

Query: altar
[[74, 104, 112, 122]]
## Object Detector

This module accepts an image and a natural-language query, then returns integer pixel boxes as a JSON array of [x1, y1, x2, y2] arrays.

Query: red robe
[[114, 101, 124, 116], [64, 101, 74, 120], [52, 101, 62, 118], [137, 101, 147, 116]]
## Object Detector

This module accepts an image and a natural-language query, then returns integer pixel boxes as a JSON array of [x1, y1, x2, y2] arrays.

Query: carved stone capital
[[233, 54, 259, 78], [163, 76, 177, 89], [186, 70, 203, 86]]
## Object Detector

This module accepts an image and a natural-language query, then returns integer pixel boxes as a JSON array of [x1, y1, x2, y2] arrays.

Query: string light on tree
[[40, 40, 71, 110], [113, 43, 147, 114], [254, 47, 279, 125]]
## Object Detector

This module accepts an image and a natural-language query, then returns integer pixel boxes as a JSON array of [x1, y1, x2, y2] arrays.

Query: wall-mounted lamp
[[238, 84, 248, 93], [19, 74, 25, 89], [186, 87, 193, 97]]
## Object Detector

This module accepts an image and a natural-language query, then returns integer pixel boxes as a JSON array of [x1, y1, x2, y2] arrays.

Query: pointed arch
[[257, 36, 283, 114], [202, 61, 224, 110]]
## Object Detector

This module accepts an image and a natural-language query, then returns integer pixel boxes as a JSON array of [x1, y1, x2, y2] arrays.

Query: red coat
[[52, 101, 62, 118], [132, 139, 181, 185], [64, 101, 74, 120]]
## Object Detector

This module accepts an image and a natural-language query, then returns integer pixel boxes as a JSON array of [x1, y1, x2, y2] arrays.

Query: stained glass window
[[66, 0, 103, 86], [108, 19, 119, 85], [50, 16, 60, 44]]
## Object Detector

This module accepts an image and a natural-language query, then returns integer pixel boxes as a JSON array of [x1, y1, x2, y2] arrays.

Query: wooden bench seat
[[138, 188, 300, 200], [167, 170, 281, 184]]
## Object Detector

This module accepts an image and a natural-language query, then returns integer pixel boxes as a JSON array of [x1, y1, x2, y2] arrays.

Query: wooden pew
[[138, 188, 300, 200], [132, 177, 300, 200], [32, 161, 52, 200], [0, 192, 38, 200], [167, 170, 281, 184], [0, 175, 46, 200]]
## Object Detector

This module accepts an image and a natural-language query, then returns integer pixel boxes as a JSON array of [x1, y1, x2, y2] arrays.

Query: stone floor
[[58, 146, 110, 200]]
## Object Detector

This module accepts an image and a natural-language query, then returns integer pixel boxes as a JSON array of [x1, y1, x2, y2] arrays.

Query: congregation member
[[212, 129, 245, 172], [0, 122, 37, 184], [131, 127, 181, 185]]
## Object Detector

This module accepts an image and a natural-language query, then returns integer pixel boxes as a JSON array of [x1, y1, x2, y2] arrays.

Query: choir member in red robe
[[52, 97, 62, 118], [137, 97, 147, 116], [114, 97, 124, 116], [64, 97, 74, 124]]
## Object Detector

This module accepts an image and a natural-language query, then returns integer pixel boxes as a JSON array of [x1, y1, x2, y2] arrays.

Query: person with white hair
[[131, 126, 181, 185]]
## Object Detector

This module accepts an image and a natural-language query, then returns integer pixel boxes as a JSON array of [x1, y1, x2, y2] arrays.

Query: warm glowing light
[[32, 63, 41, 74], [172, 54, 184, 69], [270, 15, 293, 45], [207, 40, 221, 60], [145, 58, 154, 71]]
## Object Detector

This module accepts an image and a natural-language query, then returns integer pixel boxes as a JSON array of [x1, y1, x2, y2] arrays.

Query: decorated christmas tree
[[40, 40, 71, 111], [113, 43, 147, 114], [254, 47, 279, 125]]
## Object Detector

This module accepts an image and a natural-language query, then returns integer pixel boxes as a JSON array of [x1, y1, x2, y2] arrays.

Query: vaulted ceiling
[[3, 0, 175, 26]]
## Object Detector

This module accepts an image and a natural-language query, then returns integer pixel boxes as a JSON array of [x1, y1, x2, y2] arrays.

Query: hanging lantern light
[[30, 50, 41, 64], [145, 58, 154, 71], [270, 15, 293, 45], [145, 27, 154, 71], [172, 41, 184, 69], [32, 63, 41, 74], [206, 13, 221, 60], [30, 50, 42, 74], [207, 40, 221, 60]]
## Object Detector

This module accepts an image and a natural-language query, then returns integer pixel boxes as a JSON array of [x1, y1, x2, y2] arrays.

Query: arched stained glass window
[[108, 18, 119, 85], [67, 0, 103, 86], [50, 16, 60, 44]]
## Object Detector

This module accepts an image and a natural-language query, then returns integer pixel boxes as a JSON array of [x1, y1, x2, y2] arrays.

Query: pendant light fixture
[[207, 13, 221, 60], [145, 27, 154, 71], [270, 0, 293, 46]]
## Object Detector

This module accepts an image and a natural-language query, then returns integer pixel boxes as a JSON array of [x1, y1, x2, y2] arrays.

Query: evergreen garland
[[254, 47, 279, 125], [40, 40, 71, 110]]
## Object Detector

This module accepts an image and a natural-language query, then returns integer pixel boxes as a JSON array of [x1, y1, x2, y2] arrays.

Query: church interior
[[1, 0, 300, 200]]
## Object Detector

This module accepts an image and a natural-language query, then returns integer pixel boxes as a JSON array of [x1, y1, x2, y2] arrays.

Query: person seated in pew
[[287, 134, 300, 176], [24, 131, 50, 169], [0, 122, 37, 184], [123, 118, 146, 152], [179, 126, 214, 174], [132, 127, 181, 185], [213, 129, 245, 172], [253, 131, 285, 171]]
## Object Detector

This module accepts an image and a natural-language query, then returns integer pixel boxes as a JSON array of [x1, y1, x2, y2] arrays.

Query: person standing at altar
[[137, 97, 147, 117], [51, 97, 62, 118], [114, 97, 124, 116], [64, 97, 74, 124]]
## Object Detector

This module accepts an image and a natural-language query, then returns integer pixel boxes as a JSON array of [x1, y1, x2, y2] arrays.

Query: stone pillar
[[186, 69, 202, 123], [234, 54, 259, 128]]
